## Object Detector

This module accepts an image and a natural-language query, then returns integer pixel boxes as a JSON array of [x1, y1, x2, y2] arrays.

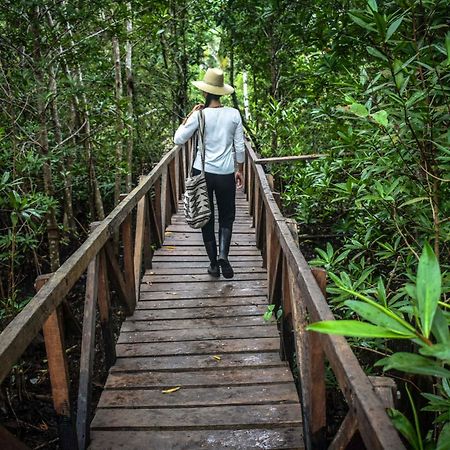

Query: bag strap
[[190, 109, 206, 176]]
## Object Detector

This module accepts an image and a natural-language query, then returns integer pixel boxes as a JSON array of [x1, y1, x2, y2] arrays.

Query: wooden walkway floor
[[89, 191, 304, 449]]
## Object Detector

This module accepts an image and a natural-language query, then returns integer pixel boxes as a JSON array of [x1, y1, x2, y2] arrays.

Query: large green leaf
[[419, 343, 450, 362], [371, 110, 388, 127], [385, 16, 403, 42], [388, 409, 420, 450], [307, 320, 412, 338], [437, 422, 450, 450], [349, 13, 377, 33], [366, 46, 388, 61], [350, 102, 369, 117], [417, 242, 441, 338], [344, 300, 415, 336], [432, 308, 450, 344], [376, 353, 450, 378]]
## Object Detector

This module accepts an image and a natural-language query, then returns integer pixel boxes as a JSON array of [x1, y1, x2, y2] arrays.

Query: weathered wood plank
[[91, 404, 302, 430], [98, 383, 298, 408], [118, 324, 276, 343], [139, 280, 267, 293], [138, 288, 267, 301], [128, 305, 266, 321], [145, 265, 266, 274], [135, 296, 267, 310], [105, 366, 294, 389], [116, 337, 279, 357], [151, 255, 262, 263], [109, 352, 285, 372], [89, 428, 304, 450], [121, 315, 268, 332], [141, 272, 266, 283]]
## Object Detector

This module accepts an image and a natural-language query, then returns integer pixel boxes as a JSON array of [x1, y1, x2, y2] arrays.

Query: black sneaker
[[218, 259, 234, 279]]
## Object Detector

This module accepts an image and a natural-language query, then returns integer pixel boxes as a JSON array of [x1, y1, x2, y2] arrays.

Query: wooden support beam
[[104, 243, 133, 315], [76, 224, 100, 450], [160, 168, 167, 236], [97, 250, 115, 369], [134, 185, 147, 300], [120, 194, 136, 313], [254, 154, 326, 164], [37, 275, 78, 450], [148, 192, 162, 249]]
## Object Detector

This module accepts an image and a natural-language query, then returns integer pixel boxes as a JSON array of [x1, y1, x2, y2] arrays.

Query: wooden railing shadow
[[244, 139, 405, 450], [0, 141, 195, 450]]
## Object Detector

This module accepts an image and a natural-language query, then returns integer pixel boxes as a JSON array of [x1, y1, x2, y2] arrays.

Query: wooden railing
[[244, 140, 405, 450], [0, 142, 193, 450]]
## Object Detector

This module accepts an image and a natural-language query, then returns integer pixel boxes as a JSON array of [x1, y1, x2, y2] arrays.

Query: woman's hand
[[182, 104, 204, 124], [235, 171, 244, 189]]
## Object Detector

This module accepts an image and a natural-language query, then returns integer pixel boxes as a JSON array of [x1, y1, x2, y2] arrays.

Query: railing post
[[134, 177, 148, 299], [37, 274, 78, 450], [76, 222, 100, 450], [159, 169, 167, 236], [310, 267, 327, 450], [120, 194, 136, 312]]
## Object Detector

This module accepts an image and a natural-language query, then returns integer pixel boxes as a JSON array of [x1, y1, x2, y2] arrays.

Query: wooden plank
[[148, 190, 162, 248], [135, 296, 267, 310], [138, 288, 267, 301], [0, 144, 180, 385], [118, 325, 277, 343], [105, 366, 294, 389], [121, 316, 268, 332], [98, 383, 298, 408], [328, 411, 358, 450], [141, 273, 266, 283], [145, 265, 265, 274], [139, 280, 267, 293], [110, 352, 285, 372], [76, 248, 99, 450], [254, 154, 325, 164], [91, 404, 301, 430], [116, 337, 279, 357], [151, 255, 262, 263], [128, 305, 266, 321], [90, 427, 304, 450]]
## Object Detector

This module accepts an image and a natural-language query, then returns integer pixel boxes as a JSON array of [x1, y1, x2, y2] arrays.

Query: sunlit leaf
[[371, 110, 388, 127], [162, 386, 181, 394], [417, 242, 441, 338], [307, 320, 412, 338], [350, 102, 369, 117], [399, 197, 428, 208]]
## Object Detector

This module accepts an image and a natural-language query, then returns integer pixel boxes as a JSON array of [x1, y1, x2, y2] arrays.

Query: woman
[[174, 68, 245, 279]]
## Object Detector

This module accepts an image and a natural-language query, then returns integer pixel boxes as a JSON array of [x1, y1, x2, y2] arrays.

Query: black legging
[[192, 168, 235, 242]]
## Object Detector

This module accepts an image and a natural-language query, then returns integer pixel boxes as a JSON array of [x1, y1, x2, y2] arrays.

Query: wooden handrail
[[0, 142, 189, 449], [245, 139, 405, 450]]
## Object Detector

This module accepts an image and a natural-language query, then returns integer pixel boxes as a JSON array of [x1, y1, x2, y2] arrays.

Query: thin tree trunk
[[32, 7, 61, 273], [125, 4, 134, 192], [113, 35, 124, 204]]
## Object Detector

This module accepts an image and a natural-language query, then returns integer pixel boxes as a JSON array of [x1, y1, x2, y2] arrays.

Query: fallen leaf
[[212, 355, 221, 361], [165, 246, 176, 250], [162, 386, 181, 394]]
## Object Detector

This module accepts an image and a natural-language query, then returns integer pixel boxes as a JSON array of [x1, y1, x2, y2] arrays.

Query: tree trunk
[[113, 35, 124, 204], [125, 4, 134, 193], [32, 7, 61, 273]]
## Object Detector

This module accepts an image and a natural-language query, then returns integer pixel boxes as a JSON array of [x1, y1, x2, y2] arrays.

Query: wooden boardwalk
[[89, 191, 304, 449]]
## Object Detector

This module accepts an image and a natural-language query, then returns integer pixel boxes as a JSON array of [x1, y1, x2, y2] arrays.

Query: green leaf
[[371, 110, 388, 127], [344, 301, 415, 336], [307, 320, 412, 338], [437, 422, 450, 450], [376, 353, 450, 378], [417, 242, 441, 338], [419, 343, 450, 362], [388, 409, 421, 450], [445, 32, 450, 66], [349, 13, 377, 33], [431, 308, 450, 344], [399, 197, 428, 208], [350, 102, 369, 117], [366, 46, 388, 61], [367, 0, 378, 12], [385, 16, 403, 42]]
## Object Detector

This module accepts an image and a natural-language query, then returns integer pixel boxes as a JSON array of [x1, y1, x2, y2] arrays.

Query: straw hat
[[192, 68, 234, 96]]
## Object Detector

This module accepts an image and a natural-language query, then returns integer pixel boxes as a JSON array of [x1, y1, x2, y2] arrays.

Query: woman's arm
[[233, 113, 245, 189], [173, 105, 203, 144]]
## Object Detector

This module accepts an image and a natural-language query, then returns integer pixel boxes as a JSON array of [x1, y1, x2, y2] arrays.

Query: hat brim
[[192, 80, 234, 96]]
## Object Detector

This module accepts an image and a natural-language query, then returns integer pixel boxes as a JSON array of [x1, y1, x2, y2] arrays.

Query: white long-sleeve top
[[174, 106, 245, 175]]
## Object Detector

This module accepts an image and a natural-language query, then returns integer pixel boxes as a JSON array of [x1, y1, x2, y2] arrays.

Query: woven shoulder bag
[[183, 110, 211, 229]]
